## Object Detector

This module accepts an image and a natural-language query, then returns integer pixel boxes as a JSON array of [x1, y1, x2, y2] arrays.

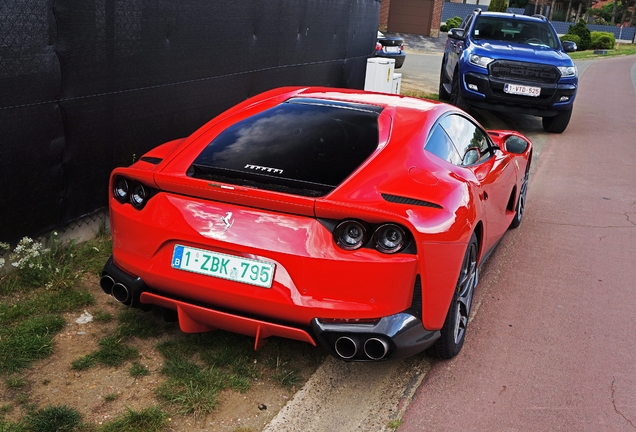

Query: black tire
[[450, 69, 471, 113], [438, 59, 450, 101], [431, 232, 479, 359], [509, 168, 529, 229], [542, 107, 572, 133]]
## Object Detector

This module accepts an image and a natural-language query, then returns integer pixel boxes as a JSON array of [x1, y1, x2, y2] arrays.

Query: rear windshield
[[473, 16, 559, 49], [188, 98, 382, 197]]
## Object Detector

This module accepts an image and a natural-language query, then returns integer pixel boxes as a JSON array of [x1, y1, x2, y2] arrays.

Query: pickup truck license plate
[[171, 245, 275, 288], [504, 83, 541, 97]]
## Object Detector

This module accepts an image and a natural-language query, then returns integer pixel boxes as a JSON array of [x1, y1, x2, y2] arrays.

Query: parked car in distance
[[375, 31, 406, 68], [101, 87, 532, 362], [440, 11, 578, 133]]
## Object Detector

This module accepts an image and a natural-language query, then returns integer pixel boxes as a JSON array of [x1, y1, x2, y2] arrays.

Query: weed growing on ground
[[387, 419, 404, 430], [24, 405, 85, 432], [103, 393, 119, 402], [98, 405, 167, 432], [129, 362, 150, 378]]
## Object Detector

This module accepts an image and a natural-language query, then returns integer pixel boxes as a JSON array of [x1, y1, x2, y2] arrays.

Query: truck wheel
[[439, 59, 450, 101], [542, 107, 573, 133], [450, 70, 470, 113]]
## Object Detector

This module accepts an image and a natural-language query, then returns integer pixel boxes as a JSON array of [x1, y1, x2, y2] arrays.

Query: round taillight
[[113, 177, 129, 203], [334, 220, 369, 251], [374, 223, 407, 254], [130, 183, 148, 209]]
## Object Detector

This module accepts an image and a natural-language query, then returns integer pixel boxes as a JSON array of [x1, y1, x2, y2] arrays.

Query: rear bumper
[[374, 52, 406, 68], [101, 255, 438, 360], [311, 314, 439, 361]]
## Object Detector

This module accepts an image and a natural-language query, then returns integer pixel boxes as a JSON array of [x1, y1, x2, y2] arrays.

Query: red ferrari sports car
[[101, 87, 532, 361]]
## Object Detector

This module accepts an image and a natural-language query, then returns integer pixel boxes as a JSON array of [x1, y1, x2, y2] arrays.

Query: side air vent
[[409, 275, 422, 319], [381, 193, 443, 209], [140, 157, 162, 164]]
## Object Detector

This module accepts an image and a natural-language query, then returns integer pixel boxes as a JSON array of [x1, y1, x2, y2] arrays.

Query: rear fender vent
[[381, 193, 443, 209], [408, 275, 422, 319]]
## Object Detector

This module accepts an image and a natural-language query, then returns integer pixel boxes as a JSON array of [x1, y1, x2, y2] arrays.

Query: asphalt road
[[264, 50, 636, 432]]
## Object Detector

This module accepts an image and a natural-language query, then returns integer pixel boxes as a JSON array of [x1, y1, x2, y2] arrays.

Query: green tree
[[567, 19, 592, 50], [488, 0, 509, 12]]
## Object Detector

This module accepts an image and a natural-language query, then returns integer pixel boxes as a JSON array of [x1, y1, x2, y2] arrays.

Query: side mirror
[[462, 148, 480, 165], [448, 28, 466, 40], [562, 40, 577, 52], [504, 136, 529, 154]]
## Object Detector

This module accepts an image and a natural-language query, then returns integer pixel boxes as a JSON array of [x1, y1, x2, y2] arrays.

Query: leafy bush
[[590, 31, 615, 49], [488, 0, 508, 13], [560, 34, 580, 47], [567, 20, 591, 50], [441, 16, 462, 32]]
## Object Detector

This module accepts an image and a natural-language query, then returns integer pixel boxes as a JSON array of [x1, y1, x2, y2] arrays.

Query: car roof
[[293, 87, 445, 115], [475, 11, 548, 24]]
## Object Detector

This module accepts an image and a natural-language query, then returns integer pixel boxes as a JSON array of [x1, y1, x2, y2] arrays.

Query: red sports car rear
[[102, 87, 532, 361]]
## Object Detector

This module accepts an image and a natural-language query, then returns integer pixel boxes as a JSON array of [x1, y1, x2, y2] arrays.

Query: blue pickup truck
[[440, 11, 578, 133]]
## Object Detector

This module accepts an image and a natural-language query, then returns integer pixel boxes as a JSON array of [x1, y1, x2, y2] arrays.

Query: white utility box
[[364, 57, 395, 93], [391, 72, 402, 95]]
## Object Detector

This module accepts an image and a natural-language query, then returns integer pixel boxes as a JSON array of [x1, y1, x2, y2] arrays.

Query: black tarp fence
[[0, 0, 380, 243]]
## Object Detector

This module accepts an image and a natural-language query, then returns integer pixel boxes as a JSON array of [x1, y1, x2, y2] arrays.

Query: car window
[[439, 114, 493, 166], [425, 124, 462, 165], [472, 16, 559, 49], [189, 99, 382, 197]]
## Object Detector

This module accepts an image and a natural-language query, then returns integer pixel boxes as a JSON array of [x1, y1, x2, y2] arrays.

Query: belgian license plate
[[171, 245, 275, 288], [504, 83, 541, 97], [384, 46, 400, 53]]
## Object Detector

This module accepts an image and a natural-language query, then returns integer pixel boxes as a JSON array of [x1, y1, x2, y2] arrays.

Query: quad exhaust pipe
[[334, 335, 390, 361], [111, 282, 131, 304], [100, 275, 132, 304], [99, 259, 146, 307], [334, 336, 359, 359], [364, 337, 390, 360]]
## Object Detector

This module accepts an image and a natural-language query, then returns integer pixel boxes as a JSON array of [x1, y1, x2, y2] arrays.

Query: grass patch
[[92, 310, 113, 322], [96, 336, 138, 367], [0, 315, 66, 374], [103, 393, 119, 402], [0, 404, 13, 415], [71, 308, 164, 371], [99, 406, 167, 432], [569, 44, 636, 59], [387, 419, 404, 430], [115, 309, 166, 339], [5, 377, 27, 389], [129, 362, 150, 378], [24, 405, 84, 432], [155, 332, 259, 415], [0, 418, 25, 432], [401, 90, 439, 101]]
